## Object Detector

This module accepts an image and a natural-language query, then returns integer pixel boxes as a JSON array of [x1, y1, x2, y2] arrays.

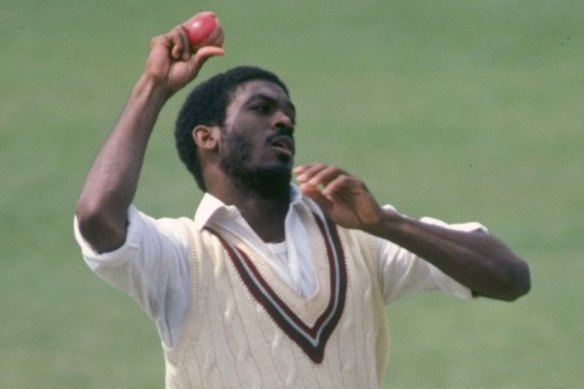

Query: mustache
[[276, 126, 294, 137], [268, 127, 294, 142]]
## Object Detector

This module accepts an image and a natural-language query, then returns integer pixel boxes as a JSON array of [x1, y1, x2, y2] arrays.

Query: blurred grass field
[[1, 0, 583, 387]]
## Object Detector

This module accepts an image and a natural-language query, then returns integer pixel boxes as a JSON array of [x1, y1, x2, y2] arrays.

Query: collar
[[193, 184, 305, 231]]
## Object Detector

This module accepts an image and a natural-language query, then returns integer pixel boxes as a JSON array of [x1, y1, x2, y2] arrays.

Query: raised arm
[[294, 163, 531, 301], [75, 25, 223, 253]]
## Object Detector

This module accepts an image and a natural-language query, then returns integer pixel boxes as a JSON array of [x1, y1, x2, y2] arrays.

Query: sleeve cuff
[[420, 216, 488, 233], [73, 206, 141, 267]]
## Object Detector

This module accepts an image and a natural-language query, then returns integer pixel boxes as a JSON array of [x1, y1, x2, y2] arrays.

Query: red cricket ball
[[182, 11, 224, 49]]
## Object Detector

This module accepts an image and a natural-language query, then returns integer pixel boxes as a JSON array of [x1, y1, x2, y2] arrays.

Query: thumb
[[192, 46, 225, 73]]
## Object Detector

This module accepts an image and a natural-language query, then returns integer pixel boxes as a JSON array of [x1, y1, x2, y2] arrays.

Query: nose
[[273, 110, 294, 133]]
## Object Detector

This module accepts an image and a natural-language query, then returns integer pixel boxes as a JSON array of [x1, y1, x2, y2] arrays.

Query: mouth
[[269, 135, 295, 156]]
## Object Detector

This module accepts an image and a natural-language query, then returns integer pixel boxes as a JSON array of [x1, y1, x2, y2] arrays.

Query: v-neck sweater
[[164, 210, 388, 389]]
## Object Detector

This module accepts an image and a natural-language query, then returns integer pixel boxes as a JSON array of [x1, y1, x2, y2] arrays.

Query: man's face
[[218, 80, 296, 194]]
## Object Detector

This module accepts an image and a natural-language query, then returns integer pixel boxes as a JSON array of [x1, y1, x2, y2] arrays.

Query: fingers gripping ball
[[182, 11, 224, 50]]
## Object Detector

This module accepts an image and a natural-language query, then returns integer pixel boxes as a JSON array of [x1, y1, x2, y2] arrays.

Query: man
[[74, 23, 530, 388]]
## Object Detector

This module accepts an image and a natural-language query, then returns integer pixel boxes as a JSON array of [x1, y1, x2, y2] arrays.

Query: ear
[[192, 125, 221, 151]]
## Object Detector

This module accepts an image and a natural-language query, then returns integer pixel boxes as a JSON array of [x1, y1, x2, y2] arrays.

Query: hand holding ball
[[182, 12, 224, 50]]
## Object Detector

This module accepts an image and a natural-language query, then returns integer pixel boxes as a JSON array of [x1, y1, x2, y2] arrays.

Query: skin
[[75, 26, 223, 252], [76, 23, 530, 302], [295, 164, 530, 301], [194, 80, 296, 242]]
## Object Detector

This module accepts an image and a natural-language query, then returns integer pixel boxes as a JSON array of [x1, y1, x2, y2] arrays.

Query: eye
[[251, 104, 271, 114]]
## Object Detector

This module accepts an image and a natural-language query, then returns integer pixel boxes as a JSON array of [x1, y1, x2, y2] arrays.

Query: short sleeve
[[73, 205, 191, 347]]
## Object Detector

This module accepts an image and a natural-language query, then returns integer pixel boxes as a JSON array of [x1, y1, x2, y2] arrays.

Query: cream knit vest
[[164, 208, 389, 388]]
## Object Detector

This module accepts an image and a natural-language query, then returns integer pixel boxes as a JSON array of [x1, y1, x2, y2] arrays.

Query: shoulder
[[129, 208, 193, 248]]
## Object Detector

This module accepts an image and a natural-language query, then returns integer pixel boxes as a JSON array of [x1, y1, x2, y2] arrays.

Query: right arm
[[75, 25, 223, 253]]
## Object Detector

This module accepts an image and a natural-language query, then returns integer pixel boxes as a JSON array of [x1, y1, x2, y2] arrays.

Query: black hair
[[175, 66, 289, 191]]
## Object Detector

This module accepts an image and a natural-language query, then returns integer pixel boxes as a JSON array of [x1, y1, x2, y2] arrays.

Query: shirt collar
[[193, 184, 305, 231]]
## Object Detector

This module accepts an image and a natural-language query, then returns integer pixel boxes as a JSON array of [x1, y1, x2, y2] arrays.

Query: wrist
[[364, 207, 406, 238], [132, 73, 171, 105]]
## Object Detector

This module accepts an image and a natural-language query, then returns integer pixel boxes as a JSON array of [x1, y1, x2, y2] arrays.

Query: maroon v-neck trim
[[205, 213, 347, 363]]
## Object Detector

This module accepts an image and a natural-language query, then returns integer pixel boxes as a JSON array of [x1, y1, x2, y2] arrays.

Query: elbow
[[514, 265, 532, 300], [75, 200, 127, 253], [501, 259, 531, 302], [477, 256, 531, 302], [76, 198, 107, 237]]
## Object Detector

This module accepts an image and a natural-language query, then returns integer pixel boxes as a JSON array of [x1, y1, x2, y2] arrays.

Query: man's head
[[175, 66, 292, 192]]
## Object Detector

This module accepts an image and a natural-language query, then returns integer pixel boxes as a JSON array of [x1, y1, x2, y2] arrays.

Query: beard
[[219, 132, 291, 199]]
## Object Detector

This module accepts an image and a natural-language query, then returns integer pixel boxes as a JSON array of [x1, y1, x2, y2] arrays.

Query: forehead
[[228, 80, 291, 108]]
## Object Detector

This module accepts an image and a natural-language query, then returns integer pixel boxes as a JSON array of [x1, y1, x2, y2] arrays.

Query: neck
[[207, 173, 291, 243], [236, 194, 290, 243]]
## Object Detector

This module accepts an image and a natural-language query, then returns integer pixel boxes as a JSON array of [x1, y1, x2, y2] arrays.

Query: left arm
[[294, 163, 530, 301]]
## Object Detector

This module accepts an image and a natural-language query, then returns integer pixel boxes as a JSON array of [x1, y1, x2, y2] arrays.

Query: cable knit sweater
[[164, 209, 389, 389]]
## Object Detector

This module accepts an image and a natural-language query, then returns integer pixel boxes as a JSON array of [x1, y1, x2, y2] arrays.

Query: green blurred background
[[1, 0, 582, 387]]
